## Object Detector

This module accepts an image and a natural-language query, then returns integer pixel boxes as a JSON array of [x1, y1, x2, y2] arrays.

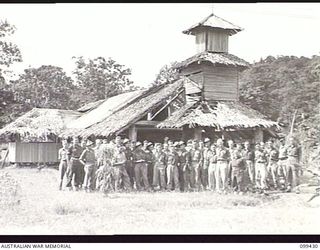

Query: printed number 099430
[[300, 244, 318, 248]]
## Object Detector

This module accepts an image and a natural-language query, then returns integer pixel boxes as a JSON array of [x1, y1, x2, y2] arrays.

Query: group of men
[[58, 135, 302, 194]]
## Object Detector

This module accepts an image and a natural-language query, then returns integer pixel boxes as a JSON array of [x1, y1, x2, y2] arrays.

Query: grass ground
[[0, 167, 319, 235]]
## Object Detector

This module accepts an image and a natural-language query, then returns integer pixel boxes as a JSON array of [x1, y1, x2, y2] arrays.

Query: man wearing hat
[[144, 141, 155, 188], [229, 150, 246, 193], [166, 144, 180, 191], [215, 138, 230, 193], [200, 138, 211, 190], [243, 141, 255, 187], [123, 138, 135, 188], [58, 139, 69, 190], [189, 140, 203, 191], [79, 140, 97, 192], [112, 136, 131, 191], [267, 141, 279, 190], [285, 136, 302, 193], [152, 143, 167, 190], [66, 137, 84, 191], [133, 141, 150, 191], [254, 143, 268, 193], [277, 138, 288, 190], [177, 141, 191, 191]]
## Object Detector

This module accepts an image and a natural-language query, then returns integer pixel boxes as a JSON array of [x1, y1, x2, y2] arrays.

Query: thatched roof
[[0, 108, 81, 141], [157, 101, 279, 130], [175, 51, 250, 70], [77, 99, 105, 112], [68, 90, 145, 130], [63, 79, 185, 138], [183, 13, 243, 36]]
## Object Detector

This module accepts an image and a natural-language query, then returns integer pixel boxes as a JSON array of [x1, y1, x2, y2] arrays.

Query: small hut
[[0, 108, 81, 164]]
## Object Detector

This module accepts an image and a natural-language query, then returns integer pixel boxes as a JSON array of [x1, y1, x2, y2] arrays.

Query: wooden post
[[254, 129, 263, 143], [128, 125, 137, 142], [194, 127, 202, 141]]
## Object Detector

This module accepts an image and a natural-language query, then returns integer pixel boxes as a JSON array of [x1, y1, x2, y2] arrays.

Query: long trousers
[[125, 161, 135, 188], [190, 162, 201, 189], [200, 165, 208, 189], [285, 157, 300, 189], [114, 164, 132, 191], [231, 169, 244, 191], [181, 164, 191, 191], [83, 163, 96, 190], [246, 160, 255, 184], [208, 163, 216, 191], [66, 159, 82, 189], [267, 161, 279, 188], [166, 164, 180, 191], [215, 161, 228, 191], [152, 163, 166, 189], [58, 160, 68, 189], [255, 162, 267, 189], [134, 162, 150, 190], [147, 163, 154, 188]]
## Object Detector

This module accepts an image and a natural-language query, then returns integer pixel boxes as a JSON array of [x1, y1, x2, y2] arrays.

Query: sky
[[0, 3, 319, 87]]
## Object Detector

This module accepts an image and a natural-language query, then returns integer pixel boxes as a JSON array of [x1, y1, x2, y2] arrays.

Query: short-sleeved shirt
[[230, 158, 246, 171], [80, 148, 96, 164], [153, 150, 167, 165], [189, 149, 202, 162], [243, 148, 254, 161], [178, 149, 191, 165], [68, 145, 83, 159], [269, 148, 279, 162], [206, 150, 217, 164], [58, 148, 68, 161], [166, 151, 179, 166], [255, 150, 267, 163], [216, 147, 229, 161], [279, 145, 288, 159]]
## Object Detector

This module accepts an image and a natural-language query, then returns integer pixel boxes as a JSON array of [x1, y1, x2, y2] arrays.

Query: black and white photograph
[[0, 3, 319, 237]]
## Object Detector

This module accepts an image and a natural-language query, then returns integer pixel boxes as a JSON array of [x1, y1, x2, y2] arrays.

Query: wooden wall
[[8, 142, 61, 163], [202, 65, 239, 101]]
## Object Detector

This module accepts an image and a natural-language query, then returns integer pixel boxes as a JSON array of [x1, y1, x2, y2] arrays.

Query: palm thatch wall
[[157, 101, 279, 130]]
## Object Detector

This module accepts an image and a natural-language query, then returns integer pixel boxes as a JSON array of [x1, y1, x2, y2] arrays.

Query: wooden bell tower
[[179, 13, 248, 102]]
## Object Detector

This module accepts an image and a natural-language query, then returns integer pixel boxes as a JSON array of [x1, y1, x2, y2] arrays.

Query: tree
[[72, 56, 137, 106], [12, 65, 77, 110], [152, 61, 180, 86], [0, 20, 22, 128]]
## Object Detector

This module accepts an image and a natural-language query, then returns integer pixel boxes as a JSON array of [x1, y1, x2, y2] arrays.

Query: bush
[[0, 171, 21, 208]]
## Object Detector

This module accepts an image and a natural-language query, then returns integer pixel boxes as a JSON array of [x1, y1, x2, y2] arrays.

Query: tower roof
[[183, 13, 243, 36]]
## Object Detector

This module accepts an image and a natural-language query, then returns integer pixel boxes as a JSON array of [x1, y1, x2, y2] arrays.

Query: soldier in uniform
[[277, 138, 288, 190], [133, 141, 150, 191], [267, 142, 279, 189], [58, 139, 69, 190], [216, 138, 230, 193], [229, 150, 246, 193], [166, 144, 180, 191], [243, 141, 255, 186], [286, 137, 302, 193], [79, 140, 97, 192], [152, 143, 167, 190], [227, 139, 237, 187], [189, 140, 203, 191], [66, 137, 84, 191], [144, 142, 154, 188], [200, 138, 211, 190], [123, 138, 135, 188], [206, 143, 217, 191], [177, 141, 191, 192], [255, 143, 268, 193], [112, 139, 132, 192]]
